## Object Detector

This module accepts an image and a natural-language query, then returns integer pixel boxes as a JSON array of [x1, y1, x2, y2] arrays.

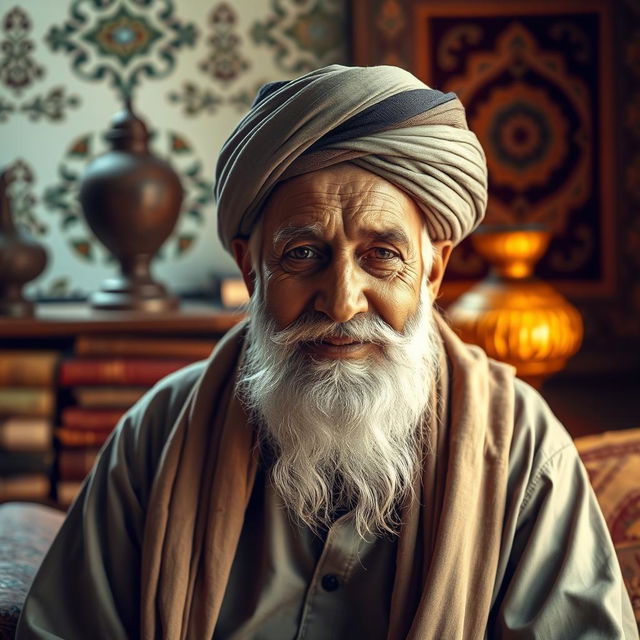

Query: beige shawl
[[140, 314, 515, 639]]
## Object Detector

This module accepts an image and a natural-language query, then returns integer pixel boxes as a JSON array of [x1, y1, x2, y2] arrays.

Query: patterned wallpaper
[[0, 0, 347, 299]]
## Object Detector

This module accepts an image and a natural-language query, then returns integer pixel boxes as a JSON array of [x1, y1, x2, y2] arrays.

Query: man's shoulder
[[512, 377, 573, 452], [507, 377, 577, 500], [117, 360, 209, 454], [98, 360, 209, 506], [139, 360, 208, 412]]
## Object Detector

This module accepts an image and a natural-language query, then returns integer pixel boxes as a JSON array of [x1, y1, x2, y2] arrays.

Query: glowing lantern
[[447, 225, 583, 387]]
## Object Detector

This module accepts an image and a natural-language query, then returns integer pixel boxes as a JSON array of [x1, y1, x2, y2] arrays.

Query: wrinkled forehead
[[259, 164, 425, 237]]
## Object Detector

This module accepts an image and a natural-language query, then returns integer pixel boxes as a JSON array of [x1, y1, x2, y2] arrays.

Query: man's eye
[[285, 246, 318, 260], [369, 247, 398, 260]]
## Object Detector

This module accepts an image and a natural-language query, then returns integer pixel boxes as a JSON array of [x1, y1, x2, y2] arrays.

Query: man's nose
[[314, 255, 368, 323]]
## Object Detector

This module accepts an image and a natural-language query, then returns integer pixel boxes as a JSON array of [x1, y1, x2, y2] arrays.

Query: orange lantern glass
[[447, 225, 583, 387]]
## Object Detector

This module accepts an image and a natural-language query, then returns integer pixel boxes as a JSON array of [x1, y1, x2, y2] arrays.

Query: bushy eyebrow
[[273, 224, 411, 249], [363, 229, 411, 248], [273, 223, 326, 247]]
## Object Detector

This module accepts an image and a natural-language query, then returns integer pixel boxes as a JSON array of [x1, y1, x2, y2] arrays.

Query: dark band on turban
[[215, 65, 487, 252], [309, 89, 457, 151]]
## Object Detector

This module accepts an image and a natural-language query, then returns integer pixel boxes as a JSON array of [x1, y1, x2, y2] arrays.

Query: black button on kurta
[[321, 574, 340, 592]]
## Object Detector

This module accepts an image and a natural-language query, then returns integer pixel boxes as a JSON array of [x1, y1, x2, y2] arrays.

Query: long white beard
[[237, 283, 441, 537]]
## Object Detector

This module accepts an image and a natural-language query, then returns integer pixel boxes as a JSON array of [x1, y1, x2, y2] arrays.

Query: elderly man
[[18, 65, 637, 639]]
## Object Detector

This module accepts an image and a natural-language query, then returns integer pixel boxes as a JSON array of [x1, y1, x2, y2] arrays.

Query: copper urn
[[79, 101, 182, 311]]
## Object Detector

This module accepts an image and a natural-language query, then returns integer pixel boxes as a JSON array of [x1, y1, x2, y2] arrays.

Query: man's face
[[234, 164, 451, 535], [252, 164, 428, 360]]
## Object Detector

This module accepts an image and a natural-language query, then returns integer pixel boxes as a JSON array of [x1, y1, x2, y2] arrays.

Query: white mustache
[[270, 311, 410, 348]]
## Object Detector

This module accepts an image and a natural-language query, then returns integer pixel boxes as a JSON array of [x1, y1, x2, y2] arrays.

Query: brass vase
[[447, 225, 583, 386], [79, 100, 182, 311], [0, 170, 47, 317]]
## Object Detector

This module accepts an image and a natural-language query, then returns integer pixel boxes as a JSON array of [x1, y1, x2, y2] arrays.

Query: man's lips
[[320, 336, 360, 346], [300, 337, 373, 358]]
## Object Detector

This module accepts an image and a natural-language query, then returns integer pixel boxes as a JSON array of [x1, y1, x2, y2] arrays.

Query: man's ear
[[231, 237, 256, 296], [427, 240, 453, 300]]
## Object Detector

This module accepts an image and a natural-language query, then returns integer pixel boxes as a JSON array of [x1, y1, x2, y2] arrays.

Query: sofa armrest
[[0, 502, 65, 640], [575, 428, 640, 630]]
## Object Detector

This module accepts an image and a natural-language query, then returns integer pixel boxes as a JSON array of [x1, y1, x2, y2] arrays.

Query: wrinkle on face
[[255, 164, 430, 336]]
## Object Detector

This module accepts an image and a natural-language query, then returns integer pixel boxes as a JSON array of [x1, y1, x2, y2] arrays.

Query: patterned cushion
[[575, 428, 640, 628], [0, 502, 64, 640]]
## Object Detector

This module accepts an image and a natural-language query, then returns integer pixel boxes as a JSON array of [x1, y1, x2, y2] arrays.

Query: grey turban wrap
[[214, 64, 487, 252]]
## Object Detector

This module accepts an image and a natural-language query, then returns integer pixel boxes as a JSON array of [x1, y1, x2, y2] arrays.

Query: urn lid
[[105, 98, 149, 152]]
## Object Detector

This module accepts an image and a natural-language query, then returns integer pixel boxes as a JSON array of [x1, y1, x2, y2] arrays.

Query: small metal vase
[[0, 170, 47, 317]]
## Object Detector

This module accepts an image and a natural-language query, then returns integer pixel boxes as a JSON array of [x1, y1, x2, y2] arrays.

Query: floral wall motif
[[0, 6, 44, 93], [0, 0, 347, 299], [0, 6, 81, 124], [252, 0, 346, 72]]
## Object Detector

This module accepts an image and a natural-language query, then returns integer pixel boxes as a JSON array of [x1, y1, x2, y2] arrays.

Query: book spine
[[61, 407, 125, 431], [0, 417, 51, 451], [58, 448, 99, 481], [0, 450, 53, 475], [58, 358, 195, 386], [0, 473, 50, 501], [55, 427, 111, 448], [220, 277, 250, 309], [56, 479, 83, 507], [75, 336, 216, 359], [73, 387, 146, 409], [0, 351, 59, 386], [0, 388, 55, 417]]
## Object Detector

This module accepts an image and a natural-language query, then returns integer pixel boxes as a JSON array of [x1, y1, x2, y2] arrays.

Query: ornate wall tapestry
[[354, 0, 614, 299], [352, 0, 640, 359]]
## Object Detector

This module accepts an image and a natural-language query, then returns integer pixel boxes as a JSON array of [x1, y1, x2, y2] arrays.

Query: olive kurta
[[16, 326, 638, 639]]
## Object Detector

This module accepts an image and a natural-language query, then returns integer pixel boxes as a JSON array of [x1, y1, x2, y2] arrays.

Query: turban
[[214, 64, 487, 252]]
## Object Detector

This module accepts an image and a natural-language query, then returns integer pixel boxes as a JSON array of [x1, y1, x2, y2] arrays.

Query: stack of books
[[0, 351, 59, 501], [55, 335, 216, 505]]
